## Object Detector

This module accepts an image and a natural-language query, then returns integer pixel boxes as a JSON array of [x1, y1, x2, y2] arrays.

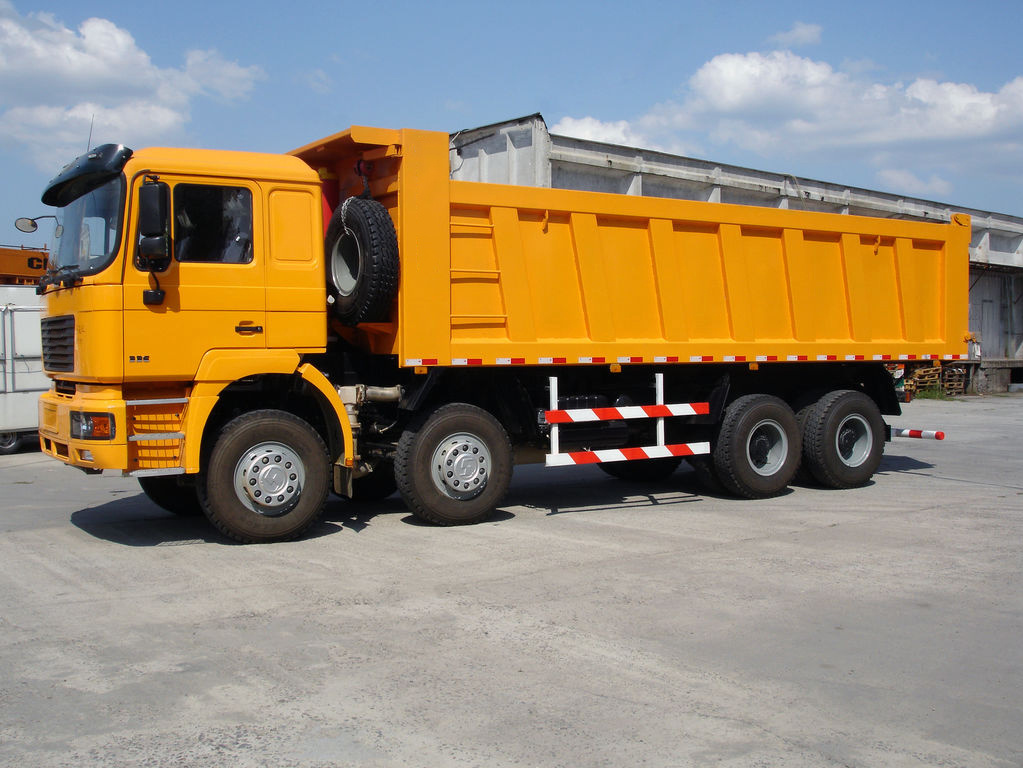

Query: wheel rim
[[835, 414, 872, 467], [233, 442, 305, 516], [330, 229, 361, 297], [0, 432, 17, 450], [431, 432, 491, 500], [745, 418, 789, 477]]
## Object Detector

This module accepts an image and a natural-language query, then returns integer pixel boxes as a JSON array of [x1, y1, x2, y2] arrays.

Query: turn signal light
[[70, 412, 115, 440]]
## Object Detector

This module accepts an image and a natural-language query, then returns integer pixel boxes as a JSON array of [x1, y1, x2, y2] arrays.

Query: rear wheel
[[802, 390, 884, 488], [598, 456, 683, 482], [395, 404, 512, 526], [712, 394, 800, 498], [199, 410, 329, 543], [791, 401, 817, 485], [138, 475, 202, 516]]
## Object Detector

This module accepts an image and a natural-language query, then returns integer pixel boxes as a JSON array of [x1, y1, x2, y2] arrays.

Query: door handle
[[235, 324, 264, 334]]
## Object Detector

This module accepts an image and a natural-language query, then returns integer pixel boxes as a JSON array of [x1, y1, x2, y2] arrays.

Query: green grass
[[912, 385, 952, 400]]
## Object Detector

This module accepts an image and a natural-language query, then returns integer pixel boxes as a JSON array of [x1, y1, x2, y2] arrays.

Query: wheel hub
[[749, 434, 771, 467], [431, 433, 490, 500], [331, 229, 361, 297], [835, 414, 871, 467], [233, 442, 305, 516], [745, 418, 788, 476]]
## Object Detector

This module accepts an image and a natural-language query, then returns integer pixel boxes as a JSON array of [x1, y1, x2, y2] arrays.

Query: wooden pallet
[[911, 368, 941, 387], [943, 367, 966, 396]]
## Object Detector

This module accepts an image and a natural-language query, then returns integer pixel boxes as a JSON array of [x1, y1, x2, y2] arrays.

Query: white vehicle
[[0, 245, 47, 454]]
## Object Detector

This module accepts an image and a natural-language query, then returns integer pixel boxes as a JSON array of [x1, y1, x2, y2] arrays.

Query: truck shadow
[[322, 496, 411, 532], [71, 498, 227, 546], [73, 458, 849, 546], [876, 454, 936, 473], [324, 466, 716, 530], [71, 494, 344, 546], [501, 464, 718, 515]]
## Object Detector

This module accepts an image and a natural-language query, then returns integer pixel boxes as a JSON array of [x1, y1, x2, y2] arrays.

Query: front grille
[[41, 314, 75, 372]]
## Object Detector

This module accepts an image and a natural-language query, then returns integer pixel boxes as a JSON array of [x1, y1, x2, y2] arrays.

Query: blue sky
[[2, 0, 1022, 248]]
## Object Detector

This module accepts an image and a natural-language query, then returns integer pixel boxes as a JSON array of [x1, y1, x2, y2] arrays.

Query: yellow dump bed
[[293, 128, 970, 368]]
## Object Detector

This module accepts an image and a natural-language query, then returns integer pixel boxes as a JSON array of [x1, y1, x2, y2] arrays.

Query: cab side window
[[174, 184, 253, 264]]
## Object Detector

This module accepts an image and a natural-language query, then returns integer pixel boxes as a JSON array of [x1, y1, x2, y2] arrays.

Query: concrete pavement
[[1, 395, 1021, 767]]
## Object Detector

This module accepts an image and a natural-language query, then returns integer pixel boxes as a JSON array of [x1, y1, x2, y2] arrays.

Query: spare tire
[[324, 197, 399, 324]]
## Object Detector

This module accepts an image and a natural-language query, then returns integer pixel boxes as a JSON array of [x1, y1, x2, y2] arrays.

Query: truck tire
[[138, 475, 202, 516], [351, 461, 398, 502], [198, 410, 329, 543], [324, 197, 399, 325], [791, 401, 817, 485], [395, 403, 512, 526], [598, 456, 683, 482], [712, 394, 800, 498], [801, 390, 884, 488], [0, 431, 23, 455]]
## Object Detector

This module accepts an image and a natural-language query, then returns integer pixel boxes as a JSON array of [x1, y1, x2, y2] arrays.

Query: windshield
[[50, 175, 125, 275]]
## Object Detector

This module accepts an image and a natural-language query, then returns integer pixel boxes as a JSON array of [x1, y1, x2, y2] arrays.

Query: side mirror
[[15, 217, 38, 233], [139, 182, 168, 237], [136, 182, 171, 273], [138, 235, 171, 272]]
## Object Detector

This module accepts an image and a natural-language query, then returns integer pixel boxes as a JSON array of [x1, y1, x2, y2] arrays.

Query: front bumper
[[38, 389, 129, 472], [39, 387, 188, 475]]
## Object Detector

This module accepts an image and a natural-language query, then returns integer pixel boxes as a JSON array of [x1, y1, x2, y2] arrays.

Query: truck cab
[[36, 143, 355, 540]]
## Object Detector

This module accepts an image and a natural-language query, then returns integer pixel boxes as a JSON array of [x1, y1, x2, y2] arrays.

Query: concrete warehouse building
[[449, 114, 1023, 393]]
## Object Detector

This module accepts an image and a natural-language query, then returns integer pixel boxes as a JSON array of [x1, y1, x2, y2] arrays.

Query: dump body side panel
[[408, 182, 969, 367]]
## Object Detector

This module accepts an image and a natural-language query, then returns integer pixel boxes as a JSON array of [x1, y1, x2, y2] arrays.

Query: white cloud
[[551, 116, 653, 148], [303, 68, 332, 94], [0, 7, 264, 170], [687, 51, 840, 118], [554, 47, 1023, 203], [769, 22, 822, 48], [184, 50, 263, 100], [876, 169, 953, 198]]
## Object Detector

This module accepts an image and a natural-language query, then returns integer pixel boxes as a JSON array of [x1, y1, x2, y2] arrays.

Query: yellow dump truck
[[28, 126, 969, 542]]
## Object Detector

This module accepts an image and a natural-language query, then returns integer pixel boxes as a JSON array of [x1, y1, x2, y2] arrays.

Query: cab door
[[123, 178, 265, 382]]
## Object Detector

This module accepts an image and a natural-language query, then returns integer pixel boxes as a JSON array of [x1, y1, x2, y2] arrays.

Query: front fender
[[183, 350, 354, 474]]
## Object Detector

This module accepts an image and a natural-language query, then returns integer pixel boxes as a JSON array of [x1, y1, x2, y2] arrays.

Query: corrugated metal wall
[[970, 269, 1023, 360]]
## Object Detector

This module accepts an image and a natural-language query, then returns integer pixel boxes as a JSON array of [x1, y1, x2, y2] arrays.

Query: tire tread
[[325, 197, 399, 325]]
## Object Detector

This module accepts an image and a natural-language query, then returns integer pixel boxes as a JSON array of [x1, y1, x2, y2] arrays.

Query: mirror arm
[[143, 271, 165, 306]]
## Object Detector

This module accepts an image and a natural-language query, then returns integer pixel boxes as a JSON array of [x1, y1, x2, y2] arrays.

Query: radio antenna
[[86, 114, 95, 151]]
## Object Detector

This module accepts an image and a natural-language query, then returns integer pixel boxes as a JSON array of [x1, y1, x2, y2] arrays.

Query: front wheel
[[199, 410, 329, 543], [395, 404, 512, 526], [712, 394, 800, 498]]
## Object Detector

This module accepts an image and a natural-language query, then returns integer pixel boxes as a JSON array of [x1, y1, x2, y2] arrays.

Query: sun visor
[[42, 144, 133, 207]]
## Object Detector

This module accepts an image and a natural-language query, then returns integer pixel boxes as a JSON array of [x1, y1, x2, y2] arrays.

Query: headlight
[[70, 411, 115, 440]]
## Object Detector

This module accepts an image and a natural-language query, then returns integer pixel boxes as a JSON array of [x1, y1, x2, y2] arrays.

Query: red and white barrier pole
[[893, 428, 945, 440]]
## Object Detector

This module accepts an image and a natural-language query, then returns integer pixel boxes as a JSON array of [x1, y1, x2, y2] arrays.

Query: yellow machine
[[31, 127, 969, 542], [0, 244, 47, 285]]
